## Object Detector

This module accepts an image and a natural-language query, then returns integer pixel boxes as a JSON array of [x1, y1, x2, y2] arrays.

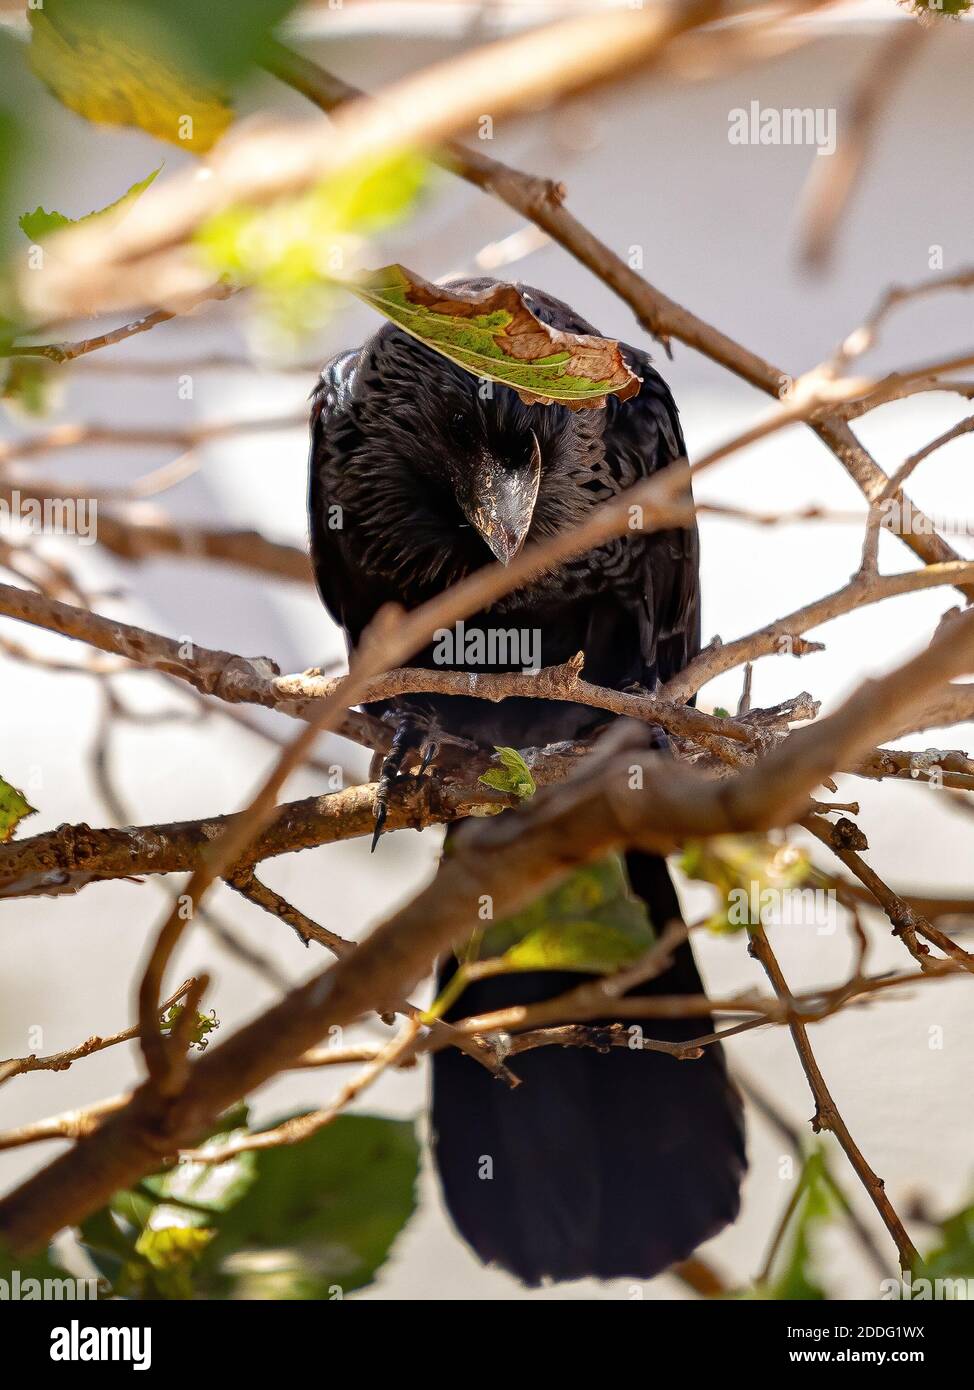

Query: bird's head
[[349, 326, 597, 585], [438, 401, 543, 566]]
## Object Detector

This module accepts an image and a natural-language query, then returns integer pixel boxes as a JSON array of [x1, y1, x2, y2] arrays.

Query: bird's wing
[[308, 348, 369, 648], [603, 345, 701, 689]]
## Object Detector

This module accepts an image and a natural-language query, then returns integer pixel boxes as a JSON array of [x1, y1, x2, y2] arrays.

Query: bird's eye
[[448, 410, 470, 444]]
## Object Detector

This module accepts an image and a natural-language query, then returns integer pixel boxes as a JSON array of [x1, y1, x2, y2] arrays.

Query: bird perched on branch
[[308, 279, 746, 1285]]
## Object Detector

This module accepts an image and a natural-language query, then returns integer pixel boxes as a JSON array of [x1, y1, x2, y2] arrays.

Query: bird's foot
[[370, 715, 440, 852]]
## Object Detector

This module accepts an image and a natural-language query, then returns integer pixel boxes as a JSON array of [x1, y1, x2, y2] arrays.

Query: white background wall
[[1, 5, 973, 1299]]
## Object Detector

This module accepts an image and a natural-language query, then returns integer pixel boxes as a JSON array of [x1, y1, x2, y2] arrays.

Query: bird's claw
[[370, 804, 389, 853], [418, 739, 439, 776], [370, 718, 440, 852]]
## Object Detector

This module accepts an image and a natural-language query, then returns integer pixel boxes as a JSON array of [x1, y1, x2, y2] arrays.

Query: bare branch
[[3, 285, 236, 364], [225, 868, 354, 955], [799, 22, 929, 270], [0, 980, 195, 1086], [748, 924, 919, 1271]]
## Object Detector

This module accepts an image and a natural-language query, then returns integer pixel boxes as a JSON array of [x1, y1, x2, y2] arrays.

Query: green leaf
[[7, 164, 159, 382], [198, 1115, 420, 1299], [31, 0, 302, 107], [134, 1103, 255, 1218], [28, 3, 233, 152], [0, 1239, 105, 1300], [2, 357, 64, 419], [501, 918, 647, 973], [351, 265, 641, 409], [920, 1195, 974, 1286], [0, 775, 36, 843], [21, 208, 66, 241], [81, 1104, 255, 1299], [0, 1238, 76, 1287], [197, 155, 429, 342], [86, 1211, 215, 1301], [20, 165, 162, 243], [159, 1002, 220, 1051], [679, 834, 812, 934], [0, 34, 31, 265], [132, 1225, 215, 1299], [86, 1109, 417, 1299], [77, 1209, 134, 1290], [26, 0, 295, 150], [761, 1148, 833, 1301], [478, 746, 537, 800], [479, 852, 655, 974]]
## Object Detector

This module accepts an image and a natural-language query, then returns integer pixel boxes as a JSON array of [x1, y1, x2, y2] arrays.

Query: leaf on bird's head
[[352, 265, 642, 410], [0, 775, 36, 843], [478, 746, 537, 800]]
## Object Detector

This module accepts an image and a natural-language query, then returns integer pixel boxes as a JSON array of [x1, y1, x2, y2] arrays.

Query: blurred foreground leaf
[[199, 1114, 420, 1298], [758, 1148, 833, 1300], [2, 357, 64, 419], [28, 0, 301, 150], [432, 854, 655, 1018], [197, 154, 429, 342], [680, 834, 812, 933], [0, 32, 31, 266], [0, 1239, 81, 1291], [80, 1103, 255, 1298], [919, 1194, 974, 1287], [20, 165, 162, 243], [80, 1110, 418, 1299], [479, 853, 655, 970]]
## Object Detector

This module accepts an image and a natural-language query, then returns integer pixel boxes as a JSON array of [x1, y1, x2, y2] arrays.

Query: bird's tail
[[430, 850, 747, 1285]]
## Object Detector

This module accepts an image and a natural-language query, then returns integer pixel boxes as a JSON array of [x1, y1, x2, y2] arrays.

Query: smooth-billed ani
[[308, 279, 746, 1285]]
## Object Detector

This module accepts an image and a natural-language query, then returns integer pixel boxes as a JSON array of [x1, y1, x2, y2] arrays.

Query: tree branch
[[747, 924, 919, 1271], [0, 980, 195, 1086], [2, 605, 973, 1251]]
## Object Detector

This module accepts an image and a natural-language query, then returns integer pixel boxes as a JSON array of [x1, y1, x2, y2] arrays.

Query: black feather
[[431, 851, 746, 1284], [308, 279, 746, 1282]]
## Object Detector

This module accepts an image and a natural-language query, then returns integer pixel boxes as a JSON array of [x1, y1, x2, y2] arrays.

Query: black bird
[[308, 279, 746, 1285]]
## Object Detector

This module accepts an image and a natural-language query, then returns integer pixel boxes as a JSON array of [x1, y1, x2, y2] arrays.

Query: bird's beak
[[462, 431, 542, 566]]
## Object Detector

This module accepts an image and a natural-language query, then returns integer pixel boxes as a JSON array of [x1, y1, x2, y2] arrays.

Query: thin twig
[[0, 980, 195, 1086], [747, 925, 919, 1271]]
